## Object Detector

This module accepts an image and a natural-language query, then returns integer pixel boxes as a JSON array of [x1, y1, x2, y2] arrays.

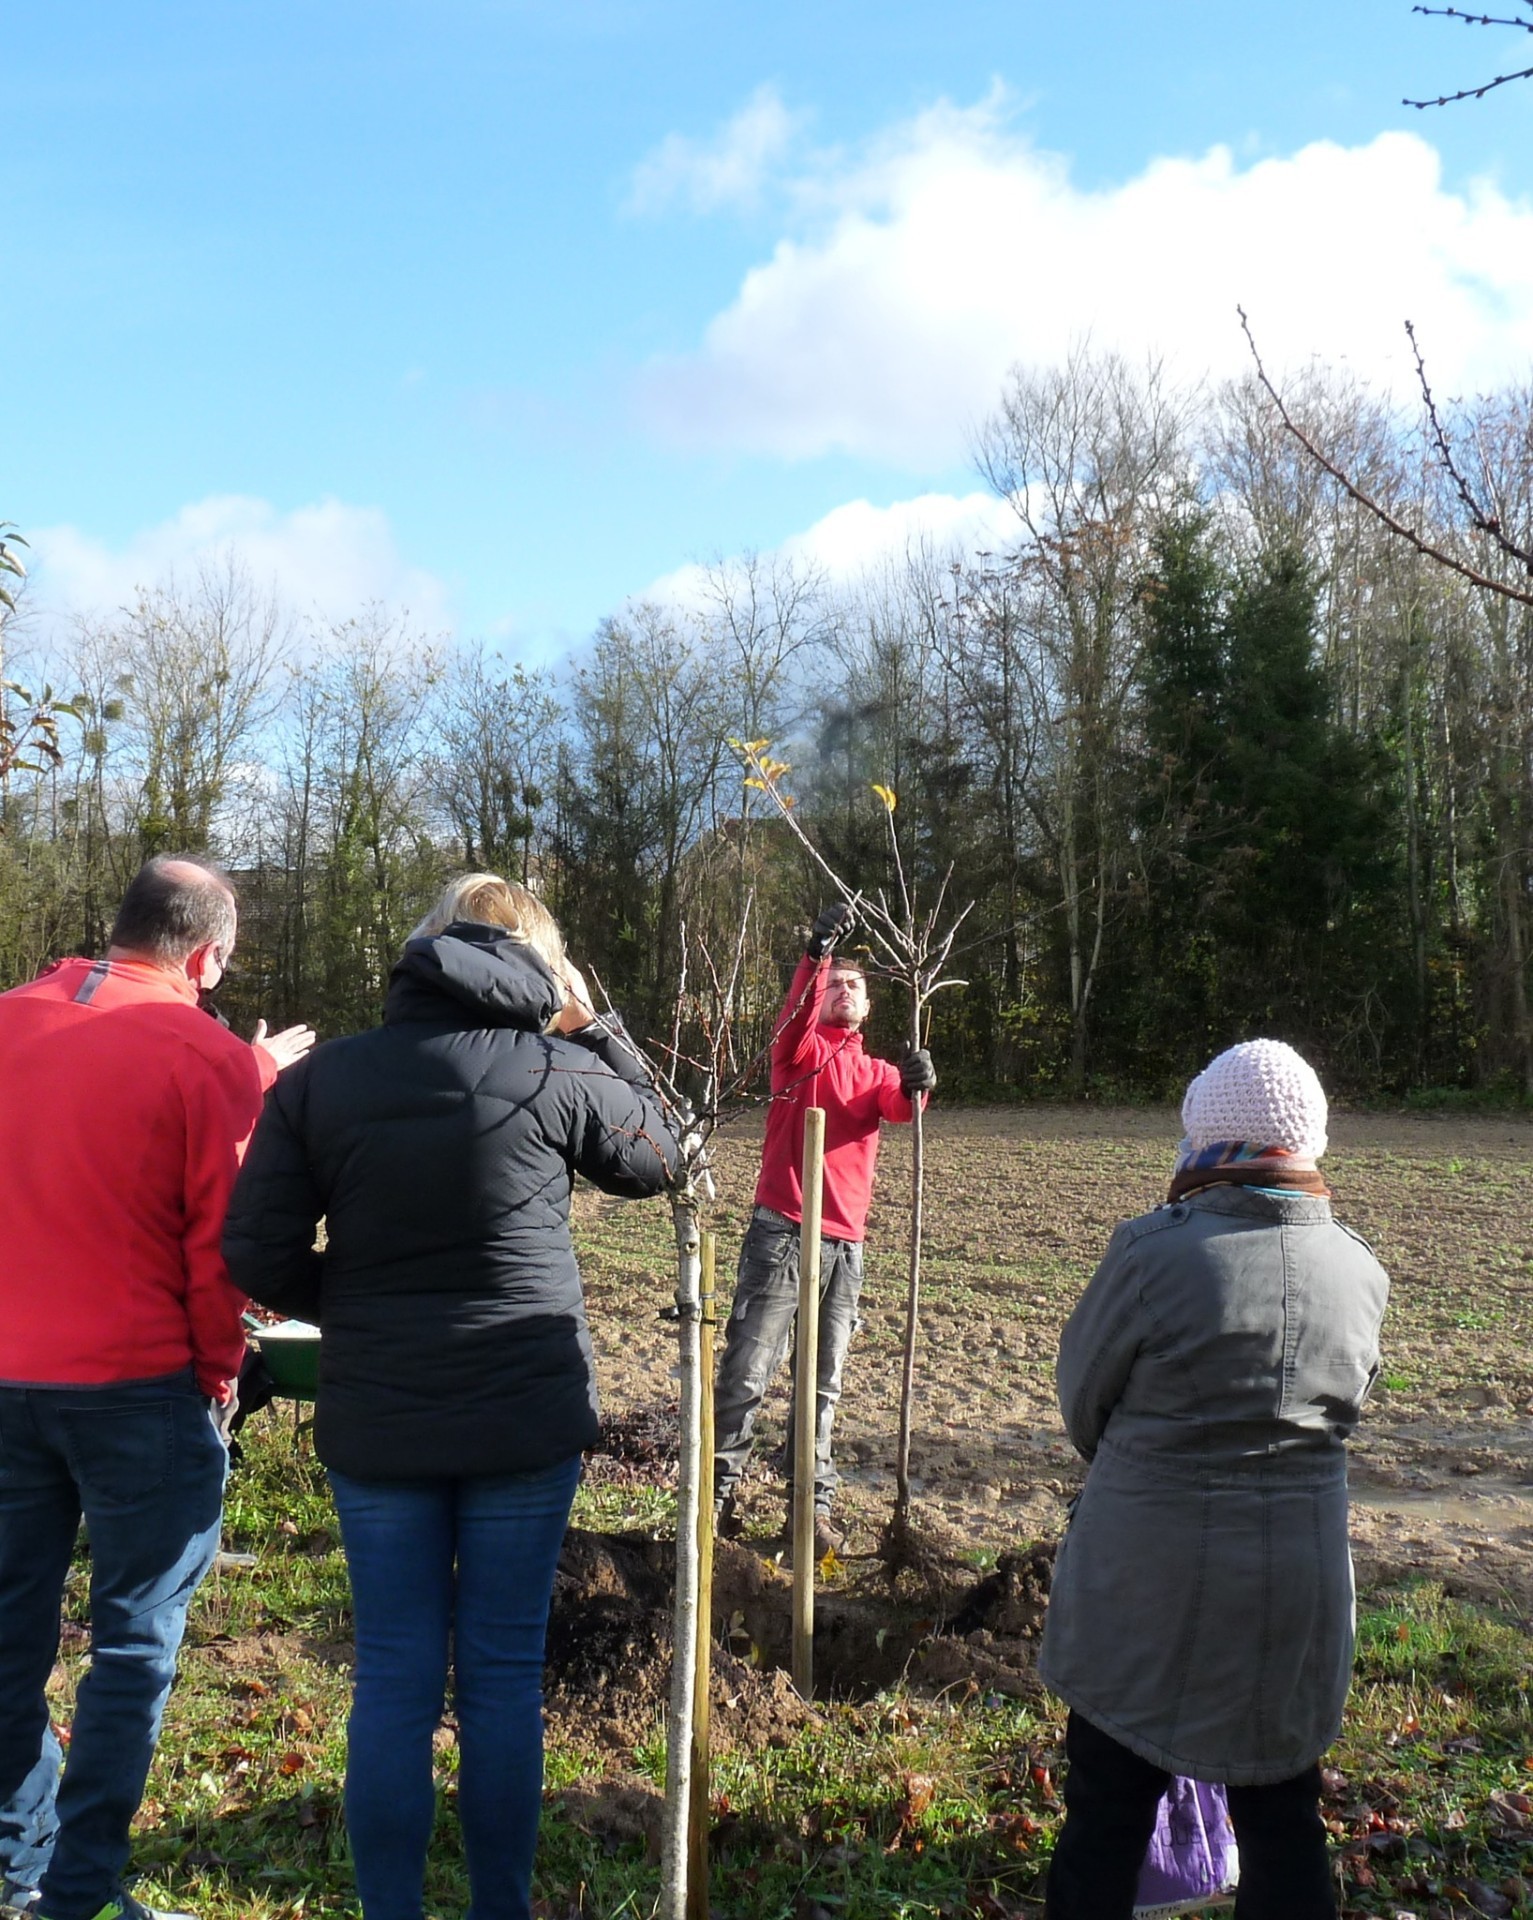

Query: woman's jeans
[[0, 1372, 227, 1920], [1045, 1711, 1335, 1920], [328, 1456, 582, 1920]]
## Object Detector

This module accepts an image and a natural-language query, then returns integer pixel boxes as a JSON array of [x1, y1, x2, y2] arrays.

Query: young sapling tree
[[731, 739, 972, 1567]]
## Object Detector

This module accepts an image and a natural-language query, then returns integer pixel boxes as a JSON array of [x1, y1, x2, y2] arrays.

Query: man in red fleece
[[712, 903, 935, 1559], [0, 856, 309, 1920]]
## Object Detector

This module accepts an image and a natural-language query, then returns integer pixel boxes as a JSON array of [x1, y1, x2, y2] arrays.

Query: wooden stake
[[686, 1231, 717, 1920], [792, 1106, 826, 1698], [659, 1195, 703, 1920]]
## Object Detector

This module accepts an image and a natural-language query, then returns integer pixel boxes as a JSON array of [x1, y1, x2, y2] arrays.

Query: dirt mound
[[945, 1544, 1055, 1638], [542, 1528, 1052, 1758], [544, 1529, 813, 1755], [583, 1400, 680, 1489]]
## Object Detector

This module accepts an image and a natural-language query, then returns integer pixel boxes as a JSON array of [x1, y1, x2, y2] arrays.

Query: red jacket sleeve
[[771, 955, 830, 1085], [176, 1041, 267, 1396], [875, 1057, 919, 1124]]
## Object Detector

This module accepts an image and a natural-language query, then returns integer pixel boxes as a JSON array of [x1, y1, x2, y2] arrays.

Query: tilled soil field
[[574, 1105, 1533, 1617]]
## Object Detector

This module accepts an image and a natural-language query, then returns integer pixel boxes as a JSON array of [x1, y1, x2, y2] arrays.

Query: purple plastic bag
[[1132, 1774, 1240, 1918]]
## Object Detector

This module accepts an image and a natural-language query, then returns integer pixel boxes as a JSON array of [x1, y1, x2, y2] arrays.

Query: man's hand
[[553, 959, 597, 1035], [806, 902, 856, 960], [251, 1020, 317, 1074], [208, 1380, 240, 1446], [900, 1047, 937, 1097]]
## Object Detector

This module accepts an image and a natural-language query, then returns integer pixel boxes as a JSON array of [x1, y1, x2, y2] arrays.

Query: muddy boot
[[715, 1493, 745, 1541], [813, 1511, 845, 1561]]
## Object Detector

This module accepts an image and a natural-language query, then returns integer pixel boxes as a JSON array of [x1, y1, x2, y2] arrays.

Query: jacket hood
[[385, 922, 563, 1031]]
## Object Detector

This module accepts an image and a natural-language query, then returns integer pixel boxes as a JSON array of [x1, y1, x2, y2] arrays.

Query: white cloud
[[28, 495, 455, 635], [638, 91, 1533, 465], [778, 489, 1014, 575], [642, 489, 1016, 610], [627, 84, 804, 216]]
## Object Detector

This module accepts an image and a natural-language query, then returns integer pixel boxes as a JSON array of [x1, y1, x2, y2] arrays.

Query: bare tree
[[976, 349, 1191, 1089], [433, 646, 561, 883], [0, 526, 77, 797], [92, 559, 289, 855]]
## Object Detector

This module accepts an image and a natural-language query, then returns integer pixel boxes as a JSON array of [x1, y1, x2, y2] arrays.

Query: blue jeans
[[713, 1207, 864, 1513], [328, 1456, 582, 1920], [0, 1372, 227, 1920]]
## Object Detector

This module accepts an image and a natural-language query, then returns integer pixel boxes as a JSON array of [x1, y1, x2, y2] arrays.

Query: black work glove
[[899, 1046, 936, 1096], [806, 901, 856, 960]]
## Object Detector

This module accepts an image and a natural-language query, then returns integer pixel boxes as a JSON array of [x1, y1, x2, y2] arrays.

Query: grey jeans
[[712, 1206, 864, 1515]]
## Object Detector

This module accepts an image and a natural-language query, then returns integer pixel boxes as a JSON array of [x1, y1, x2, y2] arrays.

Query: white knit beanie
[[1181, 1039, 1329, 1158]]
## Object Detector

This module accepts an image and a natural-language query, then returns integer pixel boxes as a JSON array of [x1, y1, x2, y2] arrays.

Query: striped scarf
[[1168, 1138, 1330, 1204]]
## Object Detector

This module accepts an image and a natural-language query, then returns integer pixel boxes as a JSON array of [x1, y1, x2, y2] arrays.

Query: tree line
[[5, 348, 1533, 1103]]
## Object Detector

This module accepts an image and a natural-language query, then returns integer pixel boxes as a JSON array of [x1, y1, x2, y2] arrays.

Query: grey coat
[[1037, 1186, 1389, 1785]]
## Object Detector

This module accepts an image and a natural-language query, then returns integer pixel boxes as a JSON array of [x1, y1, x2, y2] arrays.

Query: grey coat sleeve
[[1056, 1222, 1146, 1462], [222, 1070, 326, 1323]]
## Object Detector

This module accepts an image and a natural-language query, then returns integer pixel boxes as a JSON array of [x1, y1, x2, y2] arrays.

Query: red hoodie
[[752, 955, 918, 1242], [0, 956, 268, 1395]]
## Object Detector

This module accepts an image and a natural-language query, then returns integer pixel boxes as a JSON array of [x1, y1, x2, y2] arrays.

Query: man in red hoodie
[[0, 856, 309, 1920], [712, 903, 936, 1560]]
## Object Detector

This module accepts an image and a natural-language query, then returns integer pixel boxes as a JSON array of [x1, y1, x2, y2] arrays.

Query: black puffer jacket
[[222, 924, 677, 1479]]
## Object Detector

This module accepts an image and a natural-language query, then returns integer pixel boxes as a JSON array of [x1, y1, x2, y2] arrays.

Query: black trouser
[[1045, 1711, 1335, 1920]]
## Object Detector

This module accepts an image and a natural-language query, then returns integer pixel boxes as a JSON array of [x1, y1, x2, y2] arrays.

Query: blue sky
[[7, 1, 1533, 662]]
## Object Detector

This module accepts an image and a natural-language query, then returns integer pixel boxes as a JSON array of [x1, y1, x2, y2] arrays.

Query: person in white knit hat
[[1171, 1037, 1329, 1201], [1038, 1038, 1389, 1920]]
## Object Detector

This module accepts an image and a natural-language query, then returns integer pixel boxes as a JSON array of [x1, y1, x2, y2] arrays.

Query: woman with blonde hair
[[224, 874, 676, 1920]]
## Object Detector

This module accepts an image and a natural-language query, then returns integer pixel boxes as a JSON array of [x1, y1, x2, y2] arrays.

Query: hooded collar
[[384, 922, 563, 1033]]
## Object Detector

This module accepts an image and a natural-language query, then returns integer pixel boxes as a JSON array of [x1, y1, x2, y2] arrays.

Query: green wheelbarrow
[[244, 1314, 322, 1402]]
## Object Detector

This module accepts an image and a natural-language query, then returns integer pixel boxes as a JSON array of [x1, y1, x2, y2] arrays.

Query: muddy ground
[[573, 1105, 1533, 1644]]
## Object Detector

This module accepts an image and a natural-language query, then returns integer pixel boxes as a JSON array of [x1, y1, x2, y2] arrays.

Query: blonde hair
[[412, 873, 566, 975]]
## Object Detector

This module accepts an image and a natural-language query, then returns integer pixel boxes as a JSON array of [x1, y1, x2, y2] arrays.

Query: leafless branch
[[1406, 320, 1533, 572], [1405, 2, 1533, 104], [1237, 306, 1533, 607]]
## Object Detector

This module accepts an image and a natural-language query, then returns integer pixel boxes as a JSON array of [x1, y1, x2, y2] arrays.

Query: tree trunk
[[892, 991, 926, 1542]]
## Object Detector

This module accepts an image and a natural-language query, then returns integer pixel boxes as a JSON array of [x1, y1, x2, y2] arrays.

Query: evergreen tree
[[1212, 546, 1396, 1049], [1125, 511, 1230, 1080]]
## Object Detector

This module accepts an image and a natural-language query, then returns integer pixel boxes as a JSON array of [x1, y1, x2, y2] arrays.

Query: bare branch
[[1407, 319, 1533, 573], [1237, 306, 1533, 607], [1406, 1, 1533, 103], [669, 922, 689, 1104], [1414, 4, 1533, 24]]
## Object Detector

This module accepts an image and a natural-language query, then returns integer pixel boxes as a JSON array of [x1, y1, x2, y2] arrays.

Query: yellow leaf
[[744, 777, 766, 791], [872, 783, 898, 812]]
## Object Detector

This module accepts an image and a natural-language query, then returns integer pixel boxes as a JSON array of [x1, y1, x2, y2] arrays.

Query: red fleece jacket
[[752, 954, 918, 1243], [0, 956, 269, 1395]]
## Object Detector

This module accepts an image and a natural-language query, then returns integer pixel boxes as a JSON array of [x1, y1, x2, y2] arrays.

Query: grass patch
[[572, 1480, 677, 1536], [46, 1417, 1525, 1919], [36, 1111, 1533, 1917]]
